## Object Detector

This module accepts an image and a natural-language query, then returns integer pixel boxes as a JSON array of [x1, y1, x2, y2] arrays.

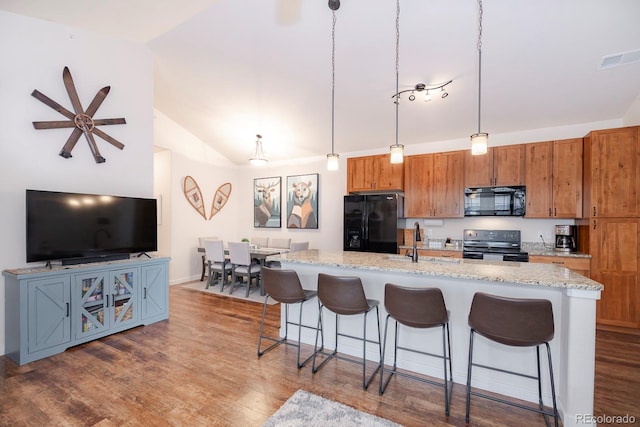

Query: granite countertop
[[275, 250, 603, 291], [400, 241, 591, 258]]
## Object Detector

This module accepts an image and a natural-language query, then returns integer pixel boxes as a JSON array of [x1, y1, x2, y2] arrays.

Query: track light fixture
[[391, 80, 453, 103]]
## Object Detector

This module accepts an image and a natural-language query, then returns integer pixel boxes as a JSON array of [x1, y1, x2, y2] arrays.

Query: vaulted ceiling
[[3, 0, 640, 165]]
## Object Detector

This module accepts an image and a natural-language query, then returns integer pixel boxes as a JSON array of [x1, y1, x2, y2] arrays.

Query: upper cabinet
[[584, 126, 640, 218], [525, 138, 583, 218], [464, 145, 525, 188], [347, 154, 404, 193], [404, 151, 464, 218]]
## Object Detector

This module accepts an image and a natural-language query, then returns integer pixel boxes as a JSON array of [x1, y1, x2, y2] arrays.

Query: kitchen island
[[271, 250, 603, 427]]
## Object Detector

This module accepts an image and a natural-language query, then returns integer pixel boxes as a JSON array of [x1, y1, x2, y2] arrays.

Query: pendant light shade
[[390, 143, 404, 164], [471, 133, 488, 155], [326, 153, 339, 170], [249, 134, 268, 166]]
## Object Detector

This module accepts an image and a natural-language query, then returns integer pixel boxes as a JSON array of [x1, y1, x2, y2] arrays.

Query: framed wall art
[[254, 176, 281, 228], [286, 173, 319, 229]]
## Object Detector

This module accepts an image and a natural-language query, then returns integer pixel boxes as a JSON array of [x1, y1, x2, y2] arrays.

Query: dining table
[[198, 245, 288, 296]]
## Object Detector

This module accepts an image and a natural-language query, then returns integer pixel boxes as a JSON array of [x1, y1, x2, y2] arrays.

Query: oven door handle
[[462, 251, 484, 259]]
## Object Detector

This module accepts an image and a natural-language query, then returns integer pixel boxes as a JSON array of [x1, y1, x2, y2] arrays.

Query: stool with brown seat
[[257, 267, 322, 368], [465, 292, 559, 427], [311, 273, 381, 390], [379, 284, 453, 416]]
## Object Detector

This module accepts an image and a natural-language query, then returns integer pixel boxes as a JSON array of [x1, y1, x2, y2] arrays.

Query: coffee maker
[[555, 225, 577, 252]]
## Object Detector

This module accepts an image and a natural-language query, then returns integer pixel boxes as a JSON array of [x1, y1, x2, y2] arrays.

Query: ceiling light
[[389, 0, 404, 164], [249, 134, 268, 166], [326, 0, 340, 171], [392, 80, 453, 102], [470, 0, 488, 156]]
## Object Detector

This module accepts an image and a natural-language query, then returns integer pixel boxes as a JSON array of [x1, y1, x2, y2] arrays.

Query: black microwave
[[464, 186, 526, 216]]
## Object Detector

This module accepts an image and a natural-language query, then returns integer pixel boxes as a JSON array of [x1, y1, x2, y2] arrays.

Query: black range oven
[[462, 229, 529, 262]]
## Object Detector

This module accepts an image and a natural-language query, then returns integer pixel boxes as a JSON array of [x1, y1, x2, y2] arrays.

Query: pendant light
[[326, 0, 340, 171], [389, 0, 404, 164], [470, 0, 488, 156], [249, 134, 268, 166]]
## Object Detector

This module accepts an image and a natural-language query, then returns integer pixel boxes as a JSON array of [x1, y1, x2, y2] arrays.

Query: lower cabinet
[[528, 255, 591, 278], [3, 257, 170, 365], [27, 276, 72, 354], [74, 268, 139, 340], [417, 249, 462, 259]]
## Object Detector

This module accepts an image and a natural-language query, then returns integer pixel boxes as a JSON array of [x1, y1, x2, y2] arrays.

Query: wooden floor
[[1, 283, 638, 426]]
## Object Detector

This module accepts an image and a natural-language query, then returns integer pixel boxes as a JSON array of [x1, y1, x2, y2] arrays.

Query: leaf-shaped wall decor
[[210, 182, 232, 219], [183, 175, 206, 220]]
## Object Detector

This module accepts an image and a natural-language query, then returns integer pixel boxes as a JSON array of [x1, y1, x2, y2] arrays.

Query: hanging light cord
[[395, 0, 400, 147], [477, 0, 483, 134], [331, 10, 336, 155]]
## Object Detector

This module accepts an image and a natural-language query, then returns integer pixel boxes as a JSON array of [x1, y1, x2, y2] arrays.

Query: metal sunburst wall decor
[[31, 66, 127, 163]]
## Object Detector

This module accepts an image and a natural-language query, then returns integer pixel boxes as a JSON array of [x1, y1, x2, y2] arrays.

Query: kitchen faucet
[[409, 221, 421, 262]]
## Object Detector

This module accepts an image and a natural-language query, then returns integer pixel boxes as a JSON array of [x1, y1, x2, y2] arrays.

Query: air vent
[[600, 49, 640, 69]]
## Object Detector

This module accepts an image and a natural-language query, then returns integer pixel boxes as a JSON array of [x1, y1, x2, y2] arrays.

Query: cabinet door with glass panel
[[74, 268, 139, 339]]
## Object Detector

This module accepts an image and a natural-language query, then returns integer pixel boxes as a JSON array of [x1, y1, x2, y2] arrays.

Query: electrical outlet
[[426, 228, 434, 237]]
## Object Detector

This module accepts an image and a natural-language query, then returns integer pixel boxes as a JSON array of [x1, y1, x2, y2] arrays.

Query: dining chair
[[289, 241, 309, 252], [203, 239, 231, 290], [270, 238, 291, 249], [198, 236, 219, 281], [251, 236, 269, 248], [227, 241, 262, 297]]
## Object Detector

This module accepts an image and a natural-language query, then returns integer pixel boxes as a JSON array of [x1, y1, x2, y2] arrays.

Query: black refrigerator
[[344, 194, 404, 254]]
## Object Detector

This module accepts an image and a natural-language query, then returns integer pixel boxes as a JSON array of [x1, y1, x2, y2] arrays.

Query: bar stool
[[465, 292, 559, 427], [311, 273, 381, 390], [257, 267, 322, 368], [379, 284, 453, 416]]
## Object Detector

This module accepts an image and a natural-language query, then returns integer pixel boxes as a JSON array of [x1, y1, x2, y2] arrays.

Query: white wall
[[624, 93, 640, 126], [0, 11, 154, 356]]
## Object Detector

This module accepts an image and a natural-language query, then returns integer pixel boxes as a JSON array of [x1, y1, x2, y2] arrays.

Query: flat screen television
[[26, 189, 157, 264]]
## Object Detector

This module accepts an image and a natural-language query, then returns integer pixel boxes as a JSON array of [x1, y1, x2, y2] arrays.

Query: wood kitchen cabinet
[[525, 138, 583, 218], [580, 126, 640, 332], [417, 249, 462, 259], [404, 151, 464, 218], [347, 154, 404, 193], [528, 255, 590, 278], [464, 144, 525, 187], [583, 126, 640, 218], [589, 218, 640, 329]]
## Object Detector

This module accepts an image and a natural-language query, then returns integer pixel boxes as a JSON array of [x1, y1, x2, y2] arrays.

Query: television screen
[[26, 189, 157, 264]]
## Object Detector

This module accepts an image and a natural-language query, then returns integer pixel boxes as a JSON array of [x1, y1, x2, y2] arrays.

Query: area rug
[[179, 281, 277, 305], [262, 389, 402, 427]]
